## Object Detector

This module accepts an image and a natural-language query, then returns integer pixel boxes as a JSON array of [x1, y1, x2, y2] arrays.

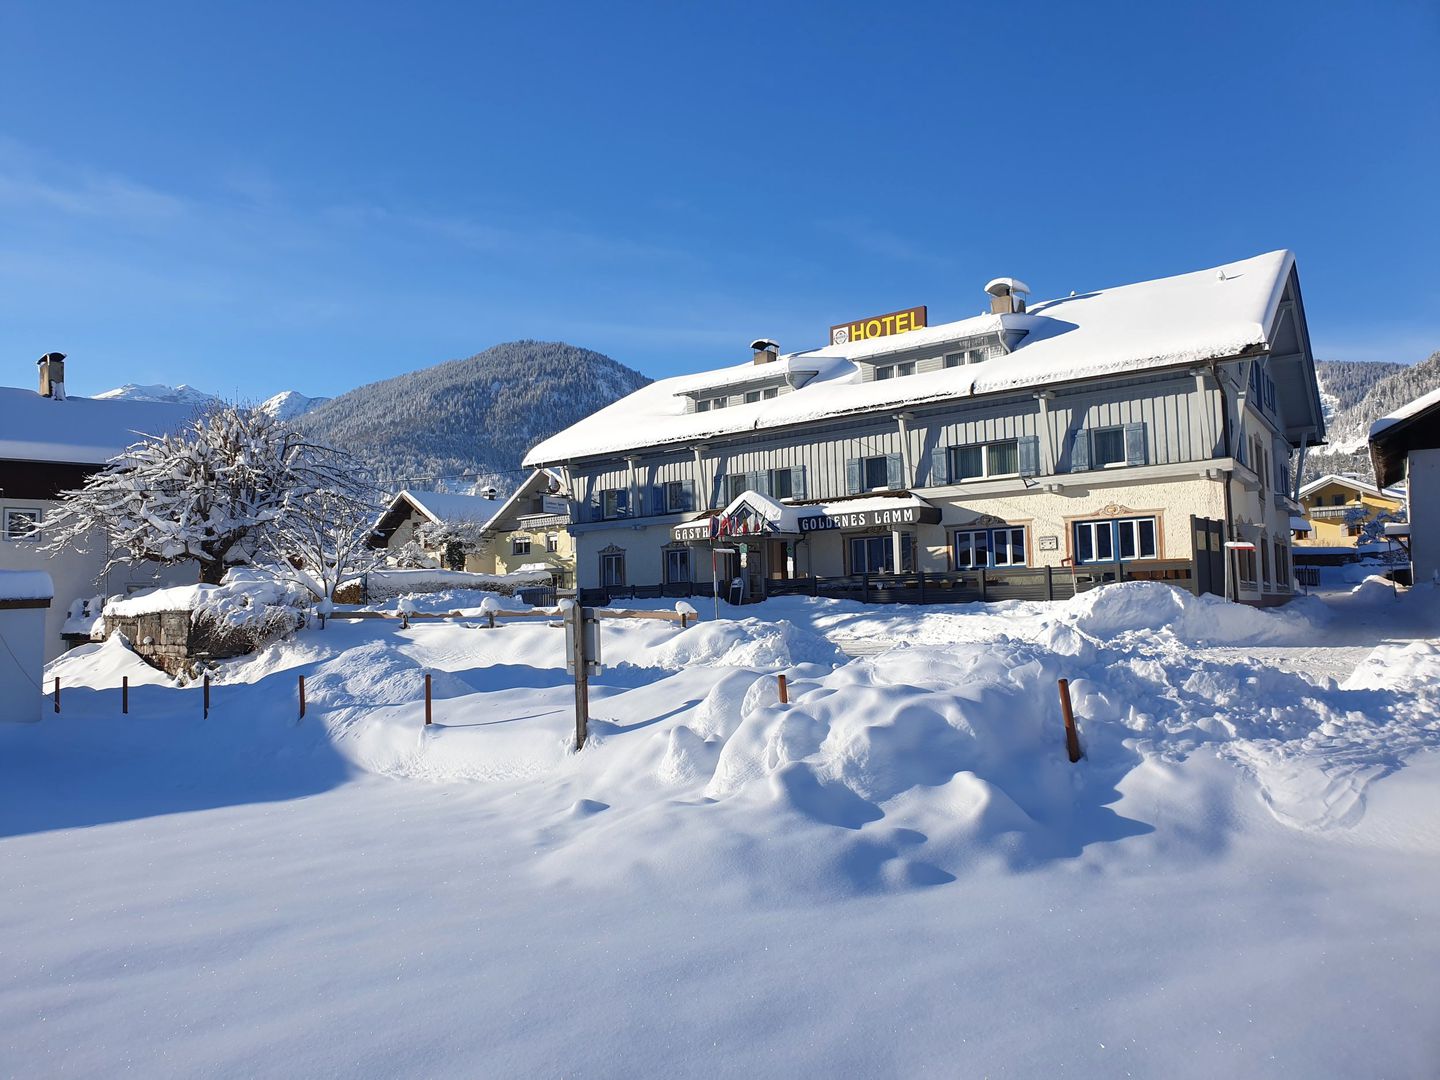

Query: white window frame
[[546, 533, 560, 553], [953, 526, 1027, 569], [1091, 426, 1128, 469], [3, 507, 41, 542], [600, 551, 626, 587], [950, 439, 1019, 481], [1073, 516, 1158, 563], [510, 534, 532, 556], [664, 480, 693, 513], [664, 547, 691, 584]]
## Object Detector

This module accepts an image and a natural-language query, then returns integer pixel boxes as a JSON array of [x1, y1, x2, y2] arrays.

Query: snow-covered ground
[[3, 581, 1439, 1078]]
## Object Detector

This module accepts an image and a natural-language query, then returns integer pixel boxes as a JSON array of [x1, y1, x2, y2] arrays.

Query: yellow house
[[1295, 474, 1405, 548], [470, 469, 576, 586]]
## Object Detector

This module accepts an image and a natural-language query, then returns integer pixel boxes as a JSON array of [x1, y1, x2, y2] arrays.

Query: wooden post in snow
[[567, 601, 591, 750], [298, 675, 306, 721], [203, 674, 210, 720], [53, 676, 59, 714], [122, 676, 128, 715], [777, 673, 788, 705], [424, 673, 432, 726], [1057, 678, 1082, 763]]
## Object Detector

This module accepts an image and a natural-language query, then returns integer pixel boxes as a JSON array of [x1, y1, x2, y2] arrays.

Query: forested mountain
[[1306, 352, 1440, 483], [296, 341, 650, 493]]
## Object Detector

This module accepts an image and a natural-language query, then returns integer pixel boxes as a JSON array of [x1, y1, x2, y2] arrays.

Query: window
[[874, 361, 915, 381], [846, 455, 902, 494], [510, 535, 532, 556], [849, 534, 913, 574], [744, 390, 761, 403], [953, 527, 1027, 569], [601, 488, 629, 519], [944, 345, 990, 367], [696, 396, 727, 412], [665, 547, 691, 584], [1071, 423, 1146, 471], [1073, 517, 1158, 563], [769, 468, 793, 500], [1236, 546, 1257, 588], [664, 481, 695, 513], [2, 508, 40, 542], [600, 551, 626, 587], [948, 439, 1019, 480], [762, 387, 778, 400], [546, 533, 560, 553], [864, 455, 891, 490], [1332, 494, 1344, 506]]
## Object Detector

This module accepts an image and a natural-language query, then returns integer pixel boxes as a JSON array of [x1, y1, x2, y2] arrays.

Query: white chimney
[[38, 352, 67, 400]]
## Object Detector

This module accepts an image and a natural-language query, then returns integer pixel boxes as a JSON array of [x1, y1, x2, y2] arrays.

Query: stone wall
[[104, 610, 258, 677]]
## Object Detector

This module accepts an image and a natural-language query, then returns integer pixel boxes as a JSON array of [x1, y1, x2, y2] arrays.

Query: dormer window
[[874, 362, 915, 381], [696, 396, 728, 413]]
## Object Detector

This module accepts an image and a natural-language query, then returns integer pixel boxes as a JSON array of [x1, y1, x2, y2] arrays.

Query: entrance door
[[743, 541, 766, 599]]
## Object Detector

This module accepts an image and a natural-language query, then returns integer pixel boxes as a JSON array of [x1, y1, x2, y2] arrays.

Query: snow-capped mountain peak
[[92, 383, 220, 407], [258, 390, 331, 420]]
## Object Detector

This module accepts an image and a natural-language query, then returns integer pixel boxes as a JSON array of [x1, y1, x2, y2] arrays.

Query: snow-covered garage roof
[[0, 387, 199, 465], [525, 250, 1298, 466]]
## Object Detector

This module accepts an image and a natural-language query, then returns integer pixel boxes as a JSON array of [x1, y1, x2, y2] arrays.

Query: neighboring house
[[1294, 474, 1405, 548], [371, 489, 501, 570], [524, 250, 1325, 607], [1369, 387, 1440, 585], [0, 355, 199, 660], [471, 469, 575, 586]]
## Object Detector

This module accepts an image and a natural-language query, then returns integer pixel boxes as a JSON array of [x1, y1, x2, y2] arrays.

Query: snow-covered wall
[[1409, 448, 1440, 585], [0, 571, 51, 723]]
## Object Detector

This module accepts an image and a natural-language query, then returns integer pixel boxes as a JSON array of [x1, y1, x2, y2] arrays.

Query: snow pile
[[358, 568, 551, 602], [1053, 580, 1324, 646], [46, 632, 173, 689], [644, 616, 842, 670]]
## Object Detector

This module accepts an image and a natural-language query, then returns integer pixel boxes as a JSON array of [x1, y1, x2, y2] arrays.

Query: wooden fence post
[[1045, 565, 1054, 601], [53, 676, 59, 714], [777, 673, 788, 705], [298, 675, 306, 720], [203, 674, 210, 720], [1057, 678, 1082, 763], [424, 672, 432, 726], [122, 676, 128, 715]]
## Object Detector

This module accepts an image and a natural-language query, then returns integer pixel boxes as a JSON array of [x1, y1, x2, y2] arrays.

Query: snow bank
[[645, 617, 842, 670], [1054, 581, 1324, 646]]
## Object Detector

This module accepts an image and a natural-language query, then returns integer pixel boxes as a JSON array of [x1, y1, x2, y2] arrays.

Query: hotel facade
[[524, 251, 1326, 607]]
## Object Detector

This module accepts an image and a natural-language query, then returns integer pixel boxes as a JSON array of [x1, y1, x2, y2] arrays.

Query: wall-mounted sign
[[797, 504, 941, 532], [1037, 535, 1059, 552], [829, 305, 927, 347], [540, 495, 570, 516]]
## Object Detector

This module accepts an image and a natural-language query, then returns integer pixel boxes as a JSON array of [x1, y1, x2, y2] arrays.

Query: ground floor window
[[1236, 546, 1258, 588], [2, 507, 41, 541], [665, 547, 691, 584], [600, 550, 626, 587], [953, 526, 1027, 569], [1073, 516, 1157, 563], [848, 533, 914, 574], [511, 535, 532, 556]]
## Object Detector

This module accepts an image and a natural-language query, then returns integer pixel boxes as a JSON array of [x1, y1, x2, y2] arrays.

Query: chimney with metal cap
[[38, 352, 67, 400], [750, 338, 779, 365], [984, 278, 1031, 315]]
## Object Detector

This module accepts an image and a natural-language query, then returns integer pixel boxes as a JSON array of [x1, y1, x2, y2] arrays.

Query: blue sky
[[1, 1, 1436, 399]]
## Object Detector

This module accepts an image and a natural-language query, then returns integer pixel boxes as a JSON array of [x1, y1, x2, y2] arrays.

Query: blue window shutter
[[886, 453, 904, 489], [1124, 422, 1147, 466], [1018, 436, 1040, 477], [930, 446, 949, 485], [1071, 429, 1090, 472], [846, 459, 861, 495], [680, 481, 695, 511], [649, 485, 665, 515], [752, 470, 768, 497], [791, 465, 807, 499]]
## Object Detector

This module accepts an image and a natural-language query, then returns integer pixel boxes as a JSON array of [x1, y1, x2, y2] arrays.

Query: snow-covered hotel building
[[524, 251, 1326, 607]]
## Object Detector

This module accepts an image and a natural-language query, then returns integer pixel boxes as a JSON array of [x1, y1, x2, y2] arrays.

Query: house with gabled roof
[[1369, 387, 1440, 585], [1293, 473, 1405, 550], [525, 250, 1325, 607], [371, 489, 502, 570], [0, 355, 199, 659]]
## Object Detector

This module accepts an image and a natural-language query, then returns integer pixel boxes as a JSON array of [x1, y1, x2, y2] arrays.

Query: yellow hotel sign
[[829, 305, 927, 346]]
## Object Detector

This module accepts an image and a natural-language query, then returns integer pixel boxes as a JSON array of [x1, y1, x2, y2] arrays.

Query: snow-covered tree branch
[[43, 404, 382, 587]]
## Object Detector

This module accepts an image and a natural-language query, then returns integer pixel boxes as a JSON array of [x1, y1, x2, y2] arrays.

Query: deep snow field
[[3, 580, 1439, 1078]]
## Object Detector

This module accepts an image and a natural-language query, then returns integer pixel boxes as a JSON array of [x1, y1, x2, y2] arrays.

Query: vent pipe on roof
[[984, 278, 1030, 315], [750, 338, 779, 365], [37, 352, 67, 400]]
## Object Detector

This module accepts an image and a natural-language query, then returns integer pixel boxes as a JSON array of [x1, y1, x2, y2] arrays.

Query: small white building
[[371, 489, 502, 570], [0, 570, 53, 723], [1, 355, 198, 660], [1370, 387, 1440, 586]]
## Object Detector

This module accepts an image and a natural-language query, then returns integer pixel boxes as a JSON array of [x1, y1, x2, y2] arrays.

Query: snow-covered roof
[[397, 490, 501, 526], [1297, 474, 1405, 501], [1370, 386, 1440, 438], [0, 570, 54, 601], [0, 387, 200, 465], [525, 250, 1296, 465]]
